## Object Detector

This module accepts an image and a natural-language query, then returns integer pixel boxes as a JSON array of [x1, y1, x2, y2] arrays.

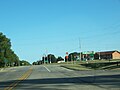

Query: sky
[[0, 0, 120, 63]]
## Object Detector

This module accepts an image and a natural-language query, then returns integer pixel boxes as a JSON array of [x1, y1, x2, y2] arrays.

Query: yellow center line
[[4, 67, 33, 90]]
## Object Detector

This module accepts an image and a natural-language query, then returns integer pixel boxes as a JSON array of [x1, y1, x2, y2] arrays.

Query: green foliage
[[42, 54, 57, 63], [81, 61, 120, 70], [0, 32, 20, 67], [32, 62, 37, 65], [41, 54, 57, 64], [67, 52, 79, 62], [20, 60, 31, 66], [48, 54, 57, 63], [57, 56, 64, 61]]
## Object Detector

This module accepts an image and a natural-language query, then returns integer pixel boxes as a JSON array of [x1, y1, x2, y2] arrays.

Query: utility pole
[[66, 52, 68, 64], [71, 54, 73, 64], [79, 38, 82, 61], [46, 49, 48, 64], [43, 54, 45, 64], [18, 60, 20, 66], [50, 54, 51, 64], [99, 51, 101, 60]]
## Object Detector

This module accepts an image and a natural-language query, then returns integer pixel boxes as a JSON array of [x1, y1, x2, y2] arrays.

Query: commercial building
[[81, 51, 95, 60], [94, 50, 120, 60]]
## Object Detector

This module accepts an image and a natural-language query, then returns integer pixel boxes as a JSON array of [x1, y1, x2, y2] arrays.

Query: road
[[0, 65, 120, 90]]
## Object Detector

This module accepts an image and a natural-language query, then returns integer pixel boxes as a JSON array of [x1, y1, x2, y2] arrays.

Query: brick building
[[94, 50, 120, 60]]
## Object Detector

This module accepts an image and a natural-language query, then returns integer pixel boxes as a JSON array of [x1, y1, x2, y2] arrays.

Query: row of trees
[[0, 32, 20, 67], [32, 52, 83, 65], [0, 32, 30, 67], [32, 54, 64, 65], [20, 60, 31, 66]]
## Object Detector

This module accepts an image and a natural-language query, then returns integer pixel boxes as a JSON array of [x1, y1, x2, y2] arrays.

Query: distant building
[[81, 51, 95, 60], [94, 50, 120, 60]]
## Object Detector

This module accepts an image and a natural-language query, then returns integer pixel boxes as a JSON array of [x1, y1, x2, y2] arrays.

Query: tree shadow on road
[[0, 74, 120, 90]]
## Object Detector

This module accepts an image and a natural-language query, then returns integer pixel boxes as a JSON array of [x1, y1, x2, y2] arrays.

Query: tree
[[68, 52, 80, 62], [20, 60, 31, 66], [32, 62, 37, 65], [41, 54, 57, 63], [57, 56, 64, 62], [0, 32, 20, 67], [48, 54, 57, 63]]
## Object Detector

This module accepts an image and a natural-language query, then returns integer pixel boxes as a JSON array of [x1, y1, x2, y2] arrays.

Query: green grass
[[80, 60, 120, 70], [102, 64, 120, 70], [61, 64, 92, 71], [60, 59, 120, 70]]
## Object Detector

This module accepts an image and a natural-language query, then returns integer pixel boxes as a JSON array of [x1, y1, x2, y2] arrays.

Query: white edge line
[[43, 66, 51, 72]]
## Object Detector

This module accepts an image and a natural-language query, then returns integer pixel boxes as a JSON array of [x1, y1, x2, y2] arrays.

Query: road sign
[[65, 56, 68, 59], [66, 52, 68, 55], [82, 51, 95, 54]]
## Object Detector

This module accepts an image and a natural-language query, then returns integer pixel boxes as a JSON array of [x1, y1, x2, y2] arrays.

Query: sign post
[[66, 52, 68, 64]]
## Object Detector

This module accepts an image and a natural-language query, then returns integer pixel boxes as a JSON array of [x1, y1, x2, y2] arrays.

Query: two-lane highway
[[0, 66, 31, 90], [0, 65, 120, 90], [16, 65, 120, 90]]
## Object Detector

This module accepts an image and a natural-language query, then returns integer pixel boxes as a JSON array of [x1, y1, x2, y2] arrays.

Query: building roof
[[96, 50, 120, 55]]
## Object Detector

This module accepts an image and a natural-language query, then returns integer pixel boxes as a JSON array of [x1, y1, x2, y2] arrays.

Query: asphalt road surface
[[0, 65, 120, 90]]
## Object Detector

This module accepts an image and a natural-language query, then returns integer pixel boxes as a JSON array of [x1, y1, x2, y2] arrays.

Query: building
[[94, 50, 120, 60], [80, 51, 95, 60]]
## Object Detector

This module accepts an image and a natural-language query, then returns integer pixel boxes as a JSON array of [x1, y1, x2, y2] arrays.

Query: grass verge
[[61, 60, 120, 71], [61, 64, 92, 71]]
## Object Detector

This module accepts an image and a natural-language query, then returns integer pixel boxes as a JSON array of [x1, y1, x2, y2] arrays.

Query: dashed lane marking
[[43, 66, 51, 72]]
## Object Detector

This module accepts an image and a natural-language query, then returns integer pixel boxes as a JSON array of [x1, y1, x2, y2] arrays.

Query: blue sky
[[0, 0, 120, 63]]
